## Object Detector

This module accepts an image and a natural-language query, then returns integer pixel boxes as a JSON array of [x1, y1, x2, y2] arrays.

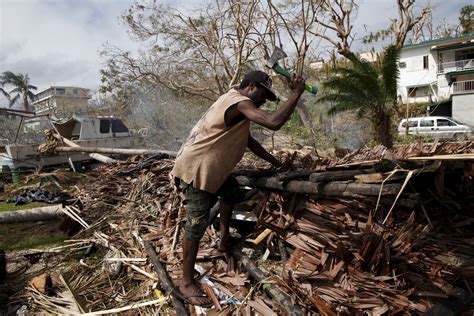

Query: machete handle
[[273, 64, 318, 95]]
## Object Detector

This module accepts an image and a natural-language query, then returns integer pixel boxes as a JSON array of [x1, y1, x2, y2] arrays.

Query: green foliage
[[459, 5, 474, 34], [280, 112, 311, 139], [0, 71, 37, 111], [0, 221, 66, 251], [394, 133, 433, 144], [317, 45, 401, 148], [362, 27, 393, 45], [380, 45, 400, 99], [0, 202, 47, 213]]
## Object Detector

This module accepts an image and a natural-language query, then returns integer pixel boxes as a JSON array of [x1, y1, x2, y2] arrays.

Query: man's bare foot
[[179, 280, 211, 306]]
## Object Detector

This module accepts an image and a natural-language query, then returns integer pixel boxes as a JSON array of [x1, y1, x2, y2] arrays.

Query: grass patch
[[0, 220, 67, 251], [0, 202, 48, 213]]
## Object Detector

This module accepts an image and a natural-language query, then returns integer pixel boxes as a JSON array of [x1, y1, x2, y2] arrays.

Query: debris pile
[[9, 141, 474, 315]]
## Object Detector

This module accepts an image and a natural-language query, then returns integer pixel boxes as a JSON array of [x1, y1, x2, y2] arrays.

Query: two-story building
[[32, 86, 90, 118], [397, 33, 474, 126]]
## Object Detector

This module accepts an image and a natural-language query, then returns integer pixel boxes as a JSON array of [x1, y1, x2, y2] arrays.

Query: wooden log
[[52, 133, 117, 163], [236, 176, 403, 196], [373, 159, 426, 171], [276, 170, 314, 181], [0, 250, 6, 282], [354, 172, 407, 184], [55, 146, 177, 158], [425, 287, 471, 316], [144, 240, 188, 316], [231, 247, 304, 316], [359, 194, 420, 208], [0, 205, 63, 223], [309, 169, 376, 182], [278, 239, 288, 265], [322, 182, 402, 196], [232, 169, 276, 178]]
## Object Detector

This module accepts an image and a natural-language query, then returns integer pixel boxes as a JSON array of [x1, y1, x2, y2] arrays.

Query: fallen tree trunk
[[309, 169, 376, 182], [52, 133, 117, 164], [0, 205, 63, 223], [231, 247, 304, 316], [236, 176, 403, 196], [55, 146, 177, 158]]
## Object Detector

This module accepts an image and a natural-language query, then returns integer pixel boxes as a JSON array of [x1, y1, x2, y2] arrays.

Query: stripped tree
[[100, 0, 327, 139]]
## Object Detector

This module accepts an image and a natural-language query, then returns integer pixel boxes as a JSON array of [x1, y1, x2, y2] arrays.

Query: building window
[[423, 55, 429, 69], [56, 88, 66, 95], [73, 88, 78, 94], [407, 87, 417, 97]]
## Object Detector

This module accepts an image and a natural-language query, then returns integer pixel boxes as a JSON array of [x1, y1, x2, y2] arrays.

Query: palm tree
[[1, 71, 38, 112], [317, 45, 400, 148], [0, 84, 10, 104]]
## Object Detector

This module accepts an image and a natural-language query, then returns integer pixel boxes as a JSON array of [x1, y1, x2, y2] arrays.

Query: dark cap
[[242, 70, 277, 101]]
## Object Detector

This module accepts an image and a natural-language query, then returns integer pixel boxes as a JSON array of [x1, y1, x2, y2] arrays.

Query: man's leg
[[179, 181, 215, 305], [217, 176, 246, 252], [217, 201, 234, 252], [180, 237, 210, 305]]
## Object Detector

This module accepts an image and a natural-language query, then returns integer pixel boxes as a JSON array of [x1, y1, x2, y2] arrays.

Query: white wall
[[452, 94, 474, 127], [437, 76, 451, 100], [398, 46, 438, 103]]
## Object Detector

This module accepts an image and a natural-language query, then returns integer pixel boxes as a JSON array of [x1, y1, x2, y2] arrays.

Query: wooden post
[[144, 241, 189, 316]]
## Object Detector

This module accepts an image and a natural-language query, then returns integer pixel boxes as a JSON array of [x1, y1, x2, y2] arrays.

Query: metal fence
[[438, 59, 474, 73], [453, 80, 474, 94]]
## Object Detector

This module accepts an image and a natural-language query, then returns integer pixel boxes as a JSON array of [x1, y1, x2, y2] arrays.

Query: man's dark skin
[[180, 74, 306, 305]]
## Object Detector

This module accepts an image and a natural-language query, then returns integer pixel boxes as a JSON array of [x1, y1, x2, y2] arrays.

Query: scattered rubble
[[2, 141, 473, 315]]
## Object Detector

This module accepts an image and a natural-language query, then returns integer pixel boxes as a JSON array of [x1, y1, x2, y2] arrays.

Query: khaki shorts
[[179, 176, 245, 241]]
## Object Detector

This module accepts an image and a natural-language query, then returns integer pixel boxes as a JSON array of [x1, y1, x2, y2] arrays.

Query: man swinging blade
[[171, 69, 307, 306]]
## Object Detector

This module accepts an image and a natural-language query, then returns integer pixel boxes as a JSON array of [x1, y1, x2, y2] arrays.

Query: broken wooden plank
[[408, 153, 474, 161]]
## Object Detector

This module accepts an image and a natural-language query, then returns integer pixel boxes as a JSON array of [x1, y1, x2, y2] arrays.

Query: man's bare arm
[[237, 75, 305, 130], [247, 135, 281, 167]]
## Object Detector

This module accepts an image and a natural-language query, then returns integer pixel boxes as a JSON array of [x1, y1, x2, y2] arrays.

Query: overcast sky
[[0, 0, 470, 95]]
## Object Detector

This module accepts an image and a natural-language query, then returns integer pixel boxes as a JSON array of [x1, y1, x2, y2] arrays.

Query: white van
[[397, 116, 473, 140]]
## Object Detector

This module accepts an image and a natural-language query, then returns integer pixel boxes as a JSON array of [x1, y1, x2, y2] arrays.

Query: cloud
[[0, 0, 136, 92], [0, 0, 472, 94]]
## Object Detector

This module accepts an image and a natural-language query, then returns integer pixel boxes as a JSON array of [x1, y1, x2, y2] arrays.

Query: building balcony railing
[[452, 80, 474, 94], [438, 59, 474, 74]]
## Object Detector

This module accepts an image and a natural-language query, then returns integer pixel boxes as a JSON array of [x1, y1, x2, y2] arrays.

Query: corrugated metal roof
[[402, 33, 474, 50]]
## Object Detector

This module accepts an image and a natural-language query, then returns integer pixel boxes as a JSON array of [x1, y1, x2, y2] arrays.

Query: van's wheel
[[454, 133, 467, 141]]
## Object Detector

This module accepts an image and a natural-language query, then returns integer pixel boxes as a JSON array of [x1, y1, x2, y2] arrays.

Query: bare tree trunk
[[0, 205, 63, 223], [295, 102, 314, 131], [374, 111, 393, 148], [23, 93, 29, 112]]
